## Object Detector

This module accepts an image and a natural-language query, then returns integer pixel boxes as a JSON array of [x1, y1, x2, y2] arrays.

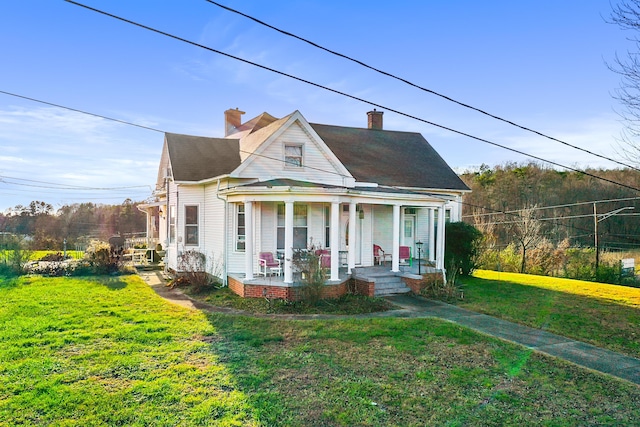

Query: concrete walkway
[[386, 294, 640, 386], [138, 271, 640, 385]]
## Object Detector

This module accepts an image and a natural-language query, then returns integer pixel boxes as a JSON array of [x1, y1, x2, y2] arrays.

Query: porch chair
[[399, 246, 412, 267], [258, 252, 282, 277], [315, 249, 331, 271], [373, 244, 391, 265]]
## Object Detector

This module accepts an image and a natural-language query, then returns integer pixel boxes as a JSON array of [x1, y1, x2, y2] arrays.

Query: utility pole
[[594, 204, 634, 272]]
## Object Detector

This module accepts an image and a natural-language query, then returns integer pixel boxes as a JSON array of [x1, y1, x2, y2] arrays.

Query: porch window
[[277, 204, 307, 250], [284, 144, 303, 168], [184, 205, 198, 246], [324, 205, 330, 248], [236, 204, 245, 252], [169, 205, 176, 243]]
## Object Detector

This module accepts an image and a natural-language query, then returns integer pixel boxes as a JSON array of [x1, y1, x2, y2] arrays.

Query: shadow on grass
[[91, 276, 129, 290], [0, 275, 21, 289]]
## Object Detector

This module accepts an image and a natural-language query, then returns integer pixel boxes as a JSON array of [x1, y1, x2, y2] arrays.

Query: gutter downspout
[[216, 179, 228, 287]]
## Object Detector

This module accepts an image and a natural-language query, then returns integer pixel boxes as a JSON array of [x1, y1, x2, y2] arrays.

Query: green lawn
[[2, 275, 640, 426], [459, 270, 640, 358]]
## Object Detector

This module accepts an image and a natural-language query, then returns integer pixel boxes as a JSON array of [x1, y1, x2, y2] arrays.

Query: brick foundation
[[353, 278, 375, 297], [227, 276, 357, 301], [401, 272, 444, 294]]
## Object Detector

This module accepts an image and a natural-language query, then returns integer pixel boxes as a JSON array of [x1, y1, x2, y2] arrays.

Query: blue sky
[[0, 0, 633, 212]]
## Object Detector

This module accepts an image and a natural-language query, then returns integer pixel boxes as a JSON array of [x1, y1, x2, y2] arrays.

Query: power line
[[0, 90, 164, 133], [64, 0, 640, 194], [204, 0, 640, 173], [0, 175, 151, 191], [463, 196, 640, 218]]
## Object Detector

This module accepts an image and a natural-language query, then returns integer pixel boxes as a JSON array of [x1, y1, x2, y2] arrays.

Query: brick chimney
[[367, 109, 383, 130], [224, 108, 245, 136]]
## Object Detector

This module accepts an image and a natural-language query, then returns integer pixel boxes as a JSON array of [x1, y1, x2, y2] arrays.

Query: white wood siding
[[360, 204, 373, 266], [416, 208, 431, 260], [226, 201, 245, 274], [372, 205, 393, 254], [308, 203, 325, 249], [165, 180, 179, 271], [203, 183, 226, 279], [260, 202, 277, 252], [238, 121, 346, 185]]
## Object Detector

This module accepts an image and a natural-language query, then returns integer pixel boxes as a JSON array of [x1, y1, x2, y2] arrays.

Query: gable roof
[[310, 123, 469, 191], [237, 113, 294, 162], [165, 133, 241, 182], [233, 112, 278, 135]]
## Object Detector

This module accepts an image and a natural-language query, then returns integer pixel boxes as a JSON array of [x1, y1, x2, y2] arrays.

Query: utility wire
[[0, 174, 151, 191], [462, 196, 640, 218], [0, 90, 165, 133], [63, 1, 640, 194], [204, 0, 640, 173]]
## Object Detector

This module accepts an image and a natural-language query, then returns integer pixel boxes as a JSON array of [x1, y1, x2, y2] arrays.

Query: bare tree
[[609, 0, 640, 164], [509, 206, 544, 274]]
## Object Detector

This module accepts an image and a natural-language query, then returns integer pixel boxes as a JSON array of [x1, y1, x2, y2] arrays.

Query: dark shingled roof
[[166, 133, 241, 182], [310, 123, 469, 191]]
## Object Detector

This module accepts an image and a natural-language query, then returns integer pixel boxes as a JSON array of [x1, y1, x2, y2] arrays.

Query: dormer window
[[284, 144, 303, 168]]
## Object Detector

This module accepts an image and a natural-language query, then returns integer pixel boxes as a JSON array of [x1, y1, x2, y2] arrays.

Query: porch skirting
[[228, 275, 361, 301], [227, 267, 445, 301]]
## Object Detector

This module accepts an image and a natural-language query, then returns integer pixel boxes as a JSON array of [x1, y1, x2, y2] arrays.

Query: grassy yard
[[1, 275, 640, 426], [459, 270, 640, 358]]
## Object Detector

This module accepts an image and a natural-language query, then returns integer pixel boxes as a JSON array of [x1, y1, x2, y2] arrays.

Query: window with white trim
[[236, 204, 245, 252], [324, 205, 330, 248], [277, 204, 308, 250], [284, 144, 303, 168], [169, 205, 176, 243], [184, 205, 199, 245]]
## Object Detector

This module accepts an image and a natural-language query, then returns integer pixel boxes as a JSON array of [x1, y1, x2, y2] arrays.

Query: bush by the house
[[444, 221, 483, 279], [84, 241, 125, 275], [170, 249, 215, 293], [292, 248, 326, 305]]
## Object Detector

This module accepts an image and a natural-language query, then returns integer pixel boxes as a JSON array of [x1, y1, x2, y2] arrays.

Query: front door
[[403, 216, 415, 257]]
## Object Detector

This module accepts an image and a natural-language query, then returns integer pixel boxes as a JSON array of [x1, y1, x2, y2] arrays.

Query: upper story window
[[184, 205, 199, 246], [284, 144, 303, 168]]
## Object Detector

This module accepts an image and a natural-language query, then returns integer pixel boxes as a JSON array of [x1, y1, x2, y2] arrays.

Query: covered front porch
[[228, 187, 450, 288], [228, 262, 443, 300]]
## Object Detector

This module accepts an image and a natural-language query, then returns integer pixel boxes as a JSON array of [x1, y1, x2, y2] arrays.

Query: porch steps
[[353, 268, 412, 296]]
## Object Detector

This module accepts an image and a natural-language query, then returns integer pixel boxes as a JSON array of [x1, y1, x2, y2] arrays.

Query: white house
[[139, 108, 470, 299]]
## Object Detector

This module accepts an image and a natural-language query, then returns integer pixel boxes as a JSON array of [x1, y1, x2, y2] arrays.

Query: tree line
[[460, 162, 640, 251], [458, 163, 640, 283], [0, 199, 146, 250]]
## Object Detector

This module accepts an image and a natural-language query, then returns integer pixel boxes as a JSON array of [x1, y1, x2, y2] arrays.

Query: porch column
[[330, 202, 340, 281], [391, 204, 400, 272], [244, 201, 254, 280], [428, 208, 435, 262], [284, 201, 294, 283], [348, 202, 356, 273], [436, 205, 446, 271]]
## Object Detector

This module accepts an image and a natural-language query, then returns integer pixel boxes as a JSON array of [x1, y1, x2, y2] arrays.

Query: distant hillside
[[459, 162, 640, 251]]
